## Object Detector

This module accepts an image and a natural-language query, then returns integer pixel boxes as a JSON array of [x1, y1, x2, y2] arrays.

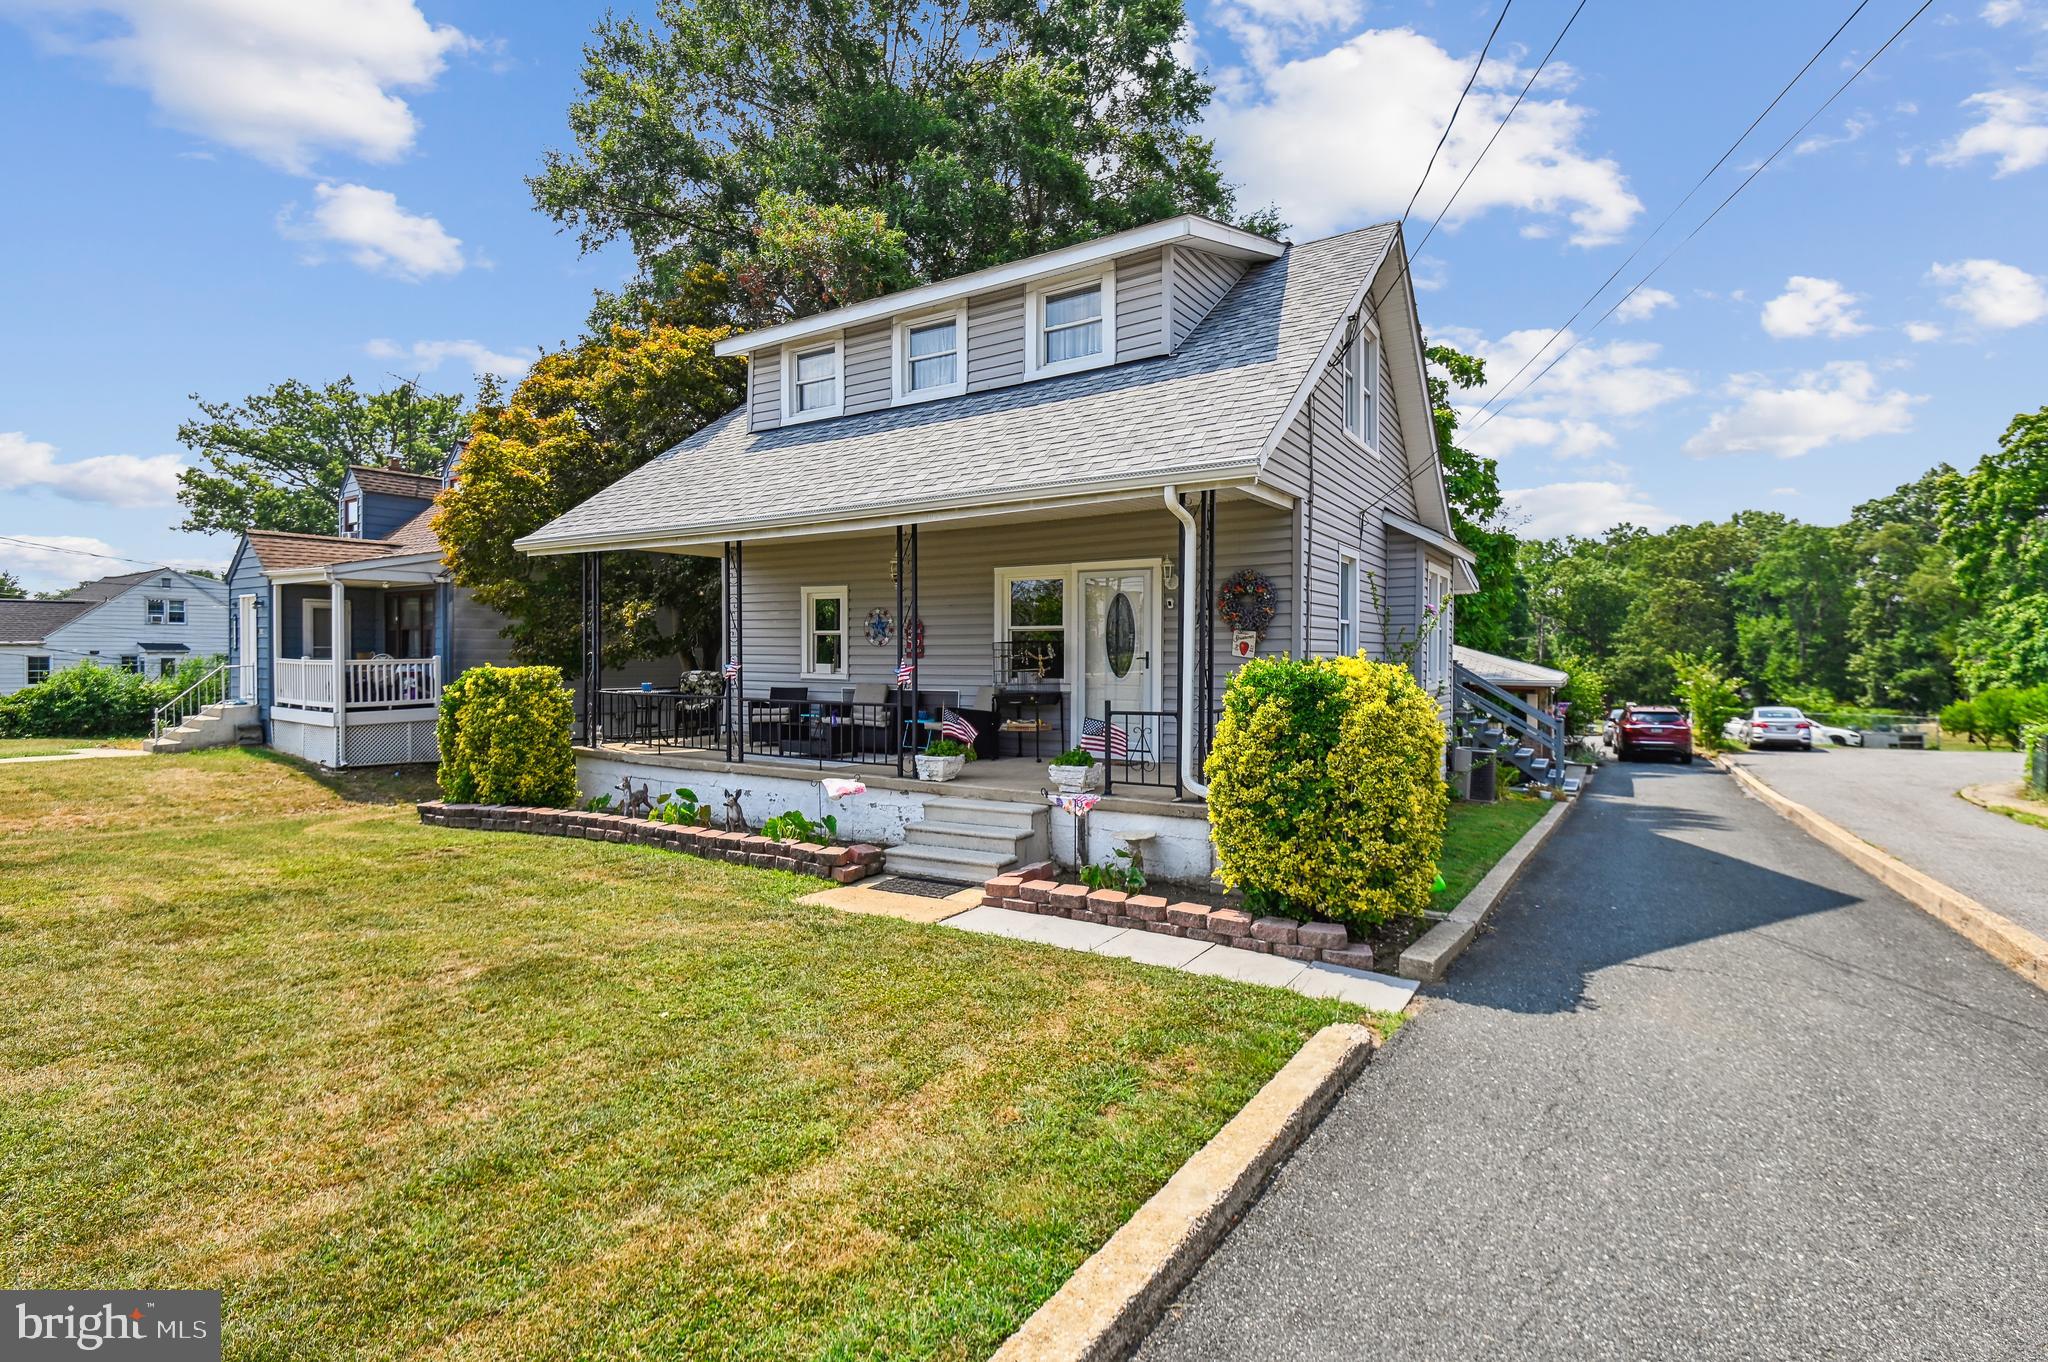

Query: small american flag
[[722, 659, 740, 681], [1080, 717, 1128, 758], [896, 660, 916, 688], [941, 708, 978, 743]]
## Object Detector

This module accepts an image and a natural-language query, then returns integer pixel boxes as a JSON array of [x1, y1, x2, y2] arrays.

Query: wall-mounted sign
[[1231, 630, 1257, 659]]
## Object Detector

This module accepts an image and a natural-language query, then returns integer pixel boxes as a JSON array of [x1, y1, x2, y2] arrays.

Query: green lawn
[[0, 749, 1363, 1361], [1431, 795, 1550, 913], [0, 736, 143, 758]]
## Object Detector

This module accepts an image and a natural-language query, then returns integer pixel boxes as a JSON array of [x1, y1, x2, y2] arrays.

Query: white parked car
[[1730, 706, 1815, 750], [1813, 722, 1863, 747]]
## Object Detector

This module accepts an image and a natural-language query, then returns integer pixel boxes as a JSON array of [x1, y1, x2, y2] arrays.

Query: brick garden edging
[[417, 801, 886, 884], [979, 871, 1377, 971]]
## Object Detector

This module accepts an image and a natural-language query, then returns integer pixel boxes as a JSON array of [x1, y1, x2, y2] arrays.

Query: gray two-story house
[[514, 215, 1484, 884], [0, 568, 228, 694]]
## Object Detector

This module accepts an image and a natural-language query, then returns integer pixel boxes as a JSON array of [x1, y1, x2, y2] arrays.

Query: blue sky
[[1, 0, 2043, 590]]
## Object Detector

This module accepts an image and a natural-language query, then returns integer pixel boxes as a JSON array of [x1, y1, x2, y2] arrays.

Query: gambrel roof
[[517, 222, 1445, 555]]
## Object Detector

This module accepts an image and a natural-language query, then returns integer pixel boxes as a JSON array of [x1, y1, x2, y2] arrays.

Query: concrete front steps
[[882, 794, 1050, 883], [144, 701, 259, 755]]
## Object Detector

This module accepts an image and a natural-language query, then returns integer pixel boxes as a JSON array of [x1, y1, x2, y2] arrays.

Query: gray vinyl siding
[[726, 500, 1295, 726], [842, 321, 894, 415], [1170, 247, 1248, 350], [749, 353, 782, 432], [1114, 248, 1168, 363], [965, 286, 1026, 392], [447, 584, 512, 675], [39, 571, 230, 681]]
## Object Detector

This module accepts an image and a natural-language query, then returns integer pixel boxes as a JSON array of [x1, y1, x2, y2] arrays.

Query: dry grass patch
[[0, 749, 1360, 1360]]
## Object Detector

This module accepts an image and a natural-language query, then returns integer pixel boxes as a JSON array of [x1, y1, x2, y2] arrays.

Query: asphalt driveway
[[1725, 746, 2046, 942], [1136, 759, 2048, 1361]]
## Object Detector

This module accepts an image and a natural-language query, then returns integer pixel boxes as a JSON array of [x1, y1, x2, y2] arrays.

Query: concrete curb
[[1715, 754, 2048, 994], [1397, 787, 1582, 983], [990, 1022, 1376, 1362], [1957, 781, 2048, 826]]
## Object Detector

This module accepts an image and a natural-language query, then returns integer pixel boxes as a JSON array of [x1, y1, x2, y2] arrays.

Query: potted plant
[[916, 736, 975, 782], [1048, 746, 1100, 792]]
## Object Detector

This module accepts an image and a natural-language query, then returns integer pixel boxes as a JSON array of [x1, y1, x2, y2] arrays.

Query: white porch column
[[330, 577, 348, 767]]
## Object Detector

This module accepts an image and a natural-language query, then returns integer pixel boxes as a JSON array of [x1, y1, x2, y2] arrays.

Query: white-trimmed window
[[158, 657, 177, 678], [1025, 269, 1116, 378], [996, 568, 1067, 683], [27, 656, 50, 685], [1343, 316, 1381, 452], [168, 598, 186, 624], [1337, 553, 1359, 656], [342, 495, 362, 537], [783, 338, 844, 423], [302, 598, 350, 661], [146, 597, 185, 625], [893, 305, 967, 403], [120, 654, 140, 673], [801, 586, 847, 679], [1424, 564, 1453, 693]]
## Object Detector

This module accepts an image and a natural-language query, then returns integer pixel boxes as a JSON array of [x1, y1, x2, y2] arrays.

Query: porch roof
[[516, 223, 1398, 556]]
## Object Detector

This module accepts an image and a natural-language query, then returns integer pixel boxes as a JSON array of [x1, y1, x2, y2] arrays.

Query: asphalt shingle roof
[[62, 570, 153, 603], [521, 223, 1396, 551], [349, 465, 442, 499], [385, 506, 442, 553], [1454, 645, 1569, 689], [0, 599, 95, 644], [244, 531, 407, 572]]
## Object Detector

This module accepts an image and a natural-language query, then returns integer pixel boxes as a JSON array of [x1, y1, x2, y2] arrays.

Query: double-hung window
[[997, 569, 1066, 682], [1337, 553, 1359, 656], [1424, 565, 1453, 693], [341, 495, 362, 537], [802, 586, 847, 679], [1025, 270, 1115, 377], [1343, 316, 1381, 451], [120, 655, 140, 674], [167, 598, 186, 624], [784, 338, 843, 423], [146, 597, 185, 625], [27, 656, 50, 685], [895, 306, 966, 402]]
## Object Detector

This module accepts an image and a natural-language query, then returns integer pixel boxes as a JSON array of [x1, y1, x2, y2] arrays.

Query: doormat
[[868, 875, 972, 899]]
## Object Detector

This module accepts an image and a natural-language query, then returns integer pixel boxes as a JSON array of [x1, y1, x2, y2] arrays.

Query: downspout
[[1164, 486, 1209, 797]]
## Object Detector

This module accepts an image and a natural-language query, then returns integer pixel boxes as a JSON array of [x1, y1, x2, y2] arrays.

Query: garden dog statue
[[724, 788, 749, 832], [615, 777, 654, 820]]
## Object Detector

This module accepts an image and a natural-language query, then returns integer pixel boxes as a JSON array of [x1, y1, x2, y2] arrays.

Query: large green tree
[[1424, 343, 1519, 652], [1941, 408, 2048, 690], [0, 570, 23, 598], [176, 378, 467, 536], [533, 0, 1270, 322], [1844, 467, 1964, 710]]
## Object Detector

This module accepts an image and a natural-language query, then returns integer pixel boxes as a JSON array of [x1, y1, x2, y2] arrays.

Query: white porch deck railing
[[275, 657, 441, 712]]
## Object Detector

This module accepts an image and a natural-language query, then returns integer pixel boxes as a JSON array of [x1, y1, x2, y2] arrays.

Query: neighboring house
[[0, 568, 228, 695], [1454, 646, 1568, 713], [221, 462, 514, 767], [515, 213, 1489, 882]]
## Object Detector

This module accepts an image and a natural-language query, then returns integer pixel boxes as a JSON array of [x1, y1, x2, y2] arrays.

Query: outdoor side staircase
[[144, 701, 259, 755], [1454, 663, 1576, 799], [883, 795, 1050, 883]]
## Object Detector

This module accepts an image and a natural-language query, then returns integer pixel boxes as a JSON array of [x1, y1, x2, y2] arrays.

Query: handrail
[[152, 662, 231, 739], [1453, 663, 1564, 785]]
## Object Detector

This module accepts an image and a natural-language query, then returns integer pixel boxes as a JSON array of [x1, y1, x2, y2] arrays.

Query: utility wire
[[1399, 0, 1518, 229], [1471, 0, 1935, 432], [0, 534, 174, 570], [1464, 0, 1878, 425]]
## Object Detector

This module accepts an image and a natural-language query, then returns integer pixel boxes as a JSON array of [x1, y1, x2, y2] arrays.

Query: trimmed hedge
[[1205, 654, 1447, 929], [0, 657, 218, 738], [436, 665, 578, 808]]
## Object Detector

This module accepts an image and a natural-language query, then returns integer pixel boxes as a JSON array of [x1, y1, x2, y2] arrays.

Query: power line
[[1399, 0, 1518, 229], [1471, 0, 1934, 433], [0, 534, 170, 570], [1463, 0, 1878, 426]]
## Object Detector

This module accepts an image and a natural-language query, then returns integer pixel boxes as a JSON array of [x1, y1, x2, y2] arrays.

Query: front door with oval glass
[[1079, 566, 1157, 749]]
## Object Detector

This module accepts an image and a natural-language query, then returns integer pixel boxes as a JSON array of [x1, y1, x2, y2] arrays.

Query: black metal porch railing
[[598, 689, 725, 753], [1098, 705, 1179, 794], [741, 698, 904, 767]]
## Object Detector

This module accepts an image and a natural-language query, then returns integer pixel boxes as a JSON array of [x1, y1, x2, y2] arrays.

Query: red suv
[[1614, 704, 1694, 763]]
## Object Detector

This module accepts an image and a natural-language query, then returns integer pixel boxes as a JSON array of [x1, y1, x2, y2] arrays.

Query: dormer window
[[892, 305, 967, 404], [1025, 269, 1116, 378], [782, 337, 844, 423], [341, 495, 362, 537]]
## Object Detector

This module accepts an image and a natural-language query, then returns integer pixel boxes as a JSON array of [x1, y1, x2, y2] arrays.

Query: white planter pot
[[915, 754, 966, 782], [1049, 762, 1102, 793]]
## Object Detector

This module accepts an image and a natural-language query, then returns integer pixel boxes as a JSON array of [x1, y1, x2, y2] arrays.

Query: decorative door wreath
[[864, 607, 893, 646], [1216, 569, 1277, 637]]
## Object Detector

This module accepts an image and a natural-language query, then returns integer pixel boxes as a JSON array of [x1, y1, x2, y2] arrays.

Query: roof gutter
[[1164, 486, 1209, 799]]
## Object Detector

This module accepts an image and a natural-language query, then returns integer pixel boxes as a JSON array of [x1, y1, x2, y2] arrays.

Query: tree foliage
[[532, 0, 1269, 320], [1942, 408, 2048, 690], [438, 293, 745, 670], [175, 378, 467, 536], [0, 570, 24, 598], [437, 665, 580, 807], [1424, 343, 1517, 652]]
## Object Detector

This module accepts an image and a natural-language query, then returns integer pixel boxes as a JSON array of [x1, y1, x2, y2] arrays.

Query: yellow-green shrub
[[1206, 654, 1447, 928], [437, 665, 577, 807]]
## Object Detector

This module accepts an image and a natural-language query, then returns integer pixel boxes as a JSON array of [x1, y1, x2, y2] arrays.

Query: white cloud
[[8, 0, 470, 174], [1614, 287, 1676, 323], [1770, 487, 1800, 497], [1501, 479, 1678, 538], [1211, 0, 1364, 76], [1207, 27, 1641, 244], [1981, 0, 2027, 25], [365, 338, 535, 380], [1931, 88, 2048, 176], [1684, 362, 1923, 459], [0, 431, 183, 507], [280, 182, 464, 281], [1929, 257, 2048, 328], [1904, 320, 1944, 342], [1796, 114, 1872, 156], [1437, 325, 1693, 460], [0, 534, 127, 592], [1759, 276, 1870, 339]]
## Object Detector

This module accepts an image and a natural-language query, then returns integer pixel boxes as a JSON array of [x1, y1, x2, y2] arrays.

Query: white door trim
[[1072, 558, 1164, 731]]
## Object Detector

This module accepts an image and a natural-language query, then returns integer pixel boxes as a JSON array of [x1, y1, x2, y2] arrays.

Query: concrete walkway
[[0, 747, 147, 766], [1137, 759, 2048, 1360], [940, 905, 1419, 1011], [1727, 747, 2047, 942]]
